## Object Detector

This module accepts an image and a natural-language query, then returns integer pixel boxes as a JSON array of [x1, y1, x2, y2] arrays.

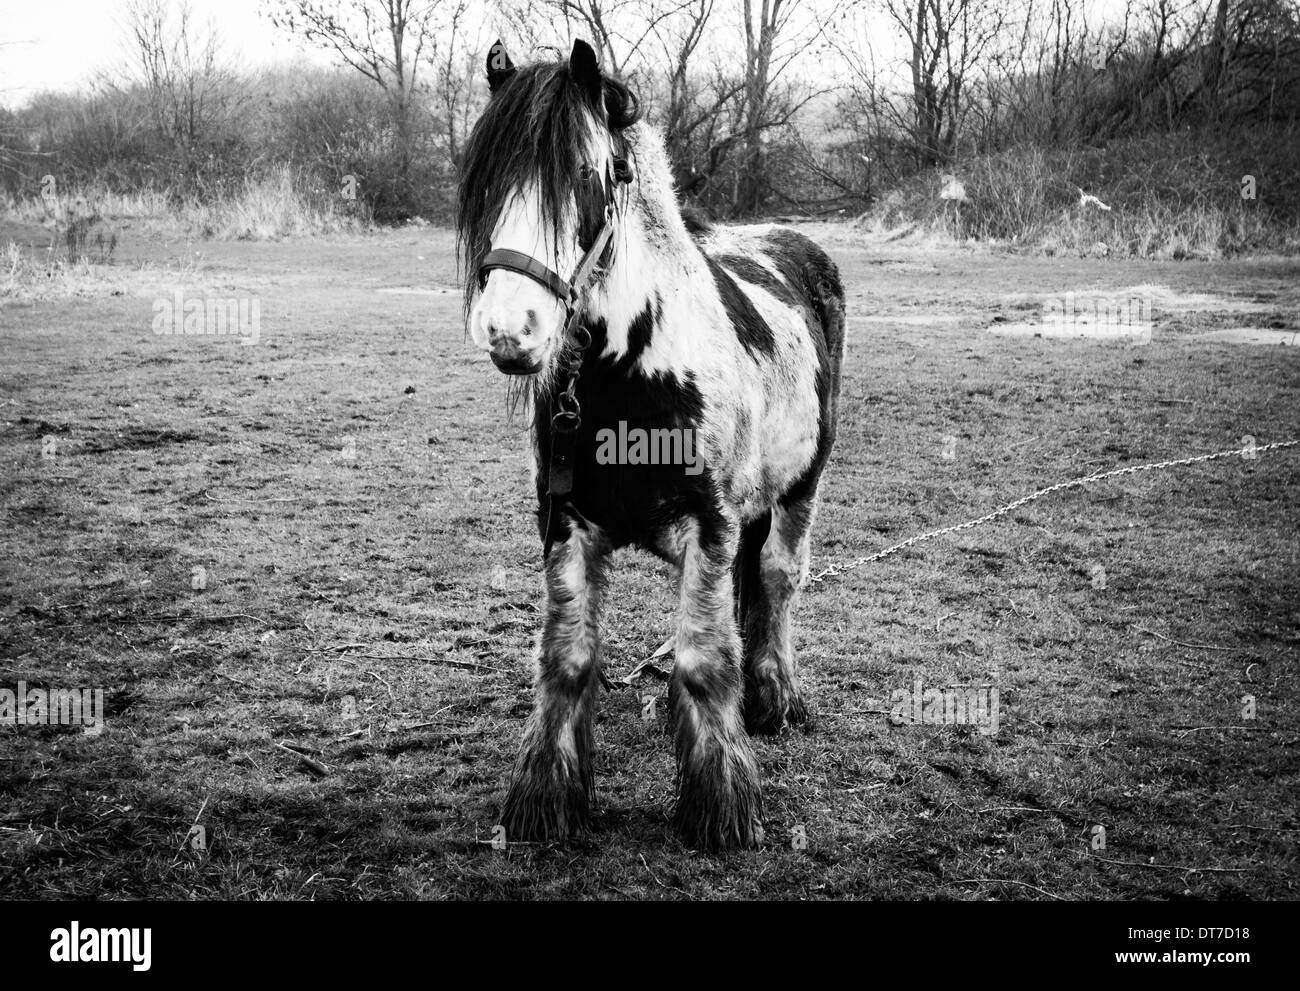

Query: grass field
[[1, 220, 1298, 899]]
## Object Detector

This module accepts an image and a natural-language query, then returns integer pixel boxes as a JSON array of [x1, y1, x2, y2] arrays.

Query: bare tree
[[645, 0, 742, 193], [874, 0, 1014, 166], [496, 0, 694, 78], [733, 0, 840, 214], [268, 0, 453, 185], [121, 0, 234, 149], [426, 0, 480, 168]]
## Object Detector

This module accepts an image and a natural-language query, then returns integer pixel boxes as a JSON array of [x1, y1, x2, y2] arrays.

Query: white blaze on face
[[469, 119, 615, 376], [470, 183, 570, 374]]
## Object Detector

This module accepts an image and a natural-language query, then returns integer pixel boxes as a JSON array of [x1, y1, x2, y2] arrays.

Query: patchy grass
[[1, 225, 1297, 900], [1, 166, 371, 250]]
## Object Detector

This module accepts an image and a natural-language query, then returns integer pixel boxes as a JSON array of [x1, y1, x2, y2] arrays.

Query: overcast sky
[[1, 0, 1147, 111], [0, 0, 327, 108]]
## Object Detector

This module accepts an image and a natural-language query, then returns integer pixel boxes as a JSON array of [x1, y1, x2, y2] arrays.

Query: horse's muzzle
[[489, 340, 543, 375]]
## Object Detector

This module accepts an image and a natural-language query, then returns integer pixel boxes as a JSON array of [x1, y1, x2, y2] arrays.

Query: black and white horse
[[457, 39, 845, 850]]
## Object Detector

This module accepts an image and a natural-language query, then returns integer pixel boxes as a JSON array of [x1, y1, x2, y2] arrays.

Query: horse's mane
[[456, 58, 641, 309], [680, 204, 714, 238]]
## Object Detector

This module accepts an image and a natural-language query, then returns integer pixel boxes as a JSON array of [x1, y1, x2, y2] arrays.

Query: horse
[[456, 38, 846, 850]]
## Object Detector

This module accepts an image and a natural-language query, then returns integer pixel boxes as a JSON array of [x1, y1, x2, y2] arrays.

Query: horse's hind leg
[[744, 269, 843, 735], [670, 516, 763, 850], [500, 525, 607, 843], [743, 492, 820, 734]]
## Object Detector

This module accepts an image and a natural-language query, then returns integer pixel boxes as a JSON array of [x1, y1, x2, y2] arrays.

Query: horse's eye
[[578, 164, 593, 182]]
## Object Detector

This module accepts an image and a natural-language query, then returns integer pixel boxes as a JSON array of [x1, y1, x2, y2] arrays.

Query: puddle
[[849, 314, 969, 326], [1001, 284, 1277, 315], [376, 286, 460, 295], [988, 322, 1151, 343], [1188, 328, 1298, 345], [994, 285, 1293, 345]]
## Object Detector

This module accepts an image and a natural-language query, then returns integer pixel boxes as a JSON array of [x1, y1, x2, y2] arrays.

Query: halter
[[476, 155, 633, 310], [475, 153, 634, 554]]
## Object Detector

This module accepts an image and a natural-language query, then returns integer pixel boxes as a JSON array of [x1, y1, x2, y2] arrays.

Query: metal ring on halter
[[569, 324, 592, 350], [552, 409, 581, 433], [556, 390, 581, 415]]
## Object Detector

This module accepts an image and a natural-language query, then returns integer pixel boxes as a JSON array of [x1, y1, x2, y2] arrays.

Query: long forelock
[[456, 63, 610, 308]]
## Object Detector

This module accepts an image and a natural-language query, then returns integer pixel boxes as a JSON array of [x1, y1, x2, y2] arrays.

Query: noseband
[[475, 153, 634, 554]]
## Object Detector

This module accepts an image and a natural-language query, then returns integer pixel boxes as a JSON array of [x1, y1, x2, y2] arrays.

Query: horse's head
[[457, 39, 639, 377]]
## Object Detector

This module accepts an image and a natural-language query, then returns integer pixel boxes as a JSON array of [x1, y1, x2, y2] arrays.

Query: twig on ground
[[368, 670, 395, 699], [278, 741, 323, 755], [1089, 854, 1246, 873], [1173, 725, 1253, 738], [1219, 823, 1300, 832], [397, 729, 489, 743], [388, 719, 471, 733], [274, 742, 329, 777], [140, 612, 270, 626], [955, 878, 1066, 900], [342, 652, 509, 675], [1134, 625, 1238, 652]]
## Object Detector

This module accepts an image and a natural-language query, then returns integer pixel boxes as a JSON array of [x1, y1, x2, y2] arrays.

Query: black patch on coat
[[623, 292, 661, 365], [535, 317, 716, 553], [716, 254, 801, 308], [701, 254, 777, 358], [761, 229, 844, 318]]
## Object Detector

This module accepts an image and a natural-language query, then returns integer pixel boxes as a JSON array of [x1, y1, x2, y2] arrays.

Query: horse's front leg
[[501, 523, 607, 843], [670, 517, 764, 850]]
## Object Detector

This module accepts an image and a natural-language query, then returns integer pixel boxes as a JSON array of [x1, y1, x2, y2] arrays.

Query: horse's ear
[[569, 38, 601, 103], [487, 39, 515, 93]]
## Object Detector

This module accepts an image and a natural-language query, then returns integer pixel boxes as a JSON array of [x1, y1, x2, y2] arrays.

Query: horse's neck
[[585, 125, 698, 360]]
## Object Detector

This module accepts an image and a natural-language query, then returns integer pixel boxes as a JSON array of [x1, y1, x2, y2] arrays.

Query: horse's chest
[[536, 363, 712, 542]]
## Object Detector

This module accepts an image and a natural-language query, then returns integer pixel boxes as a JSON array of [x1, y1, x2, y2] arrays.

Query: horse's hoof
[[499, 776, 591, 845], [785, 689, 818, 730], [674, 802, 764, 850], [744, 674, 810, 735], [673, 741, 764, 850]]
